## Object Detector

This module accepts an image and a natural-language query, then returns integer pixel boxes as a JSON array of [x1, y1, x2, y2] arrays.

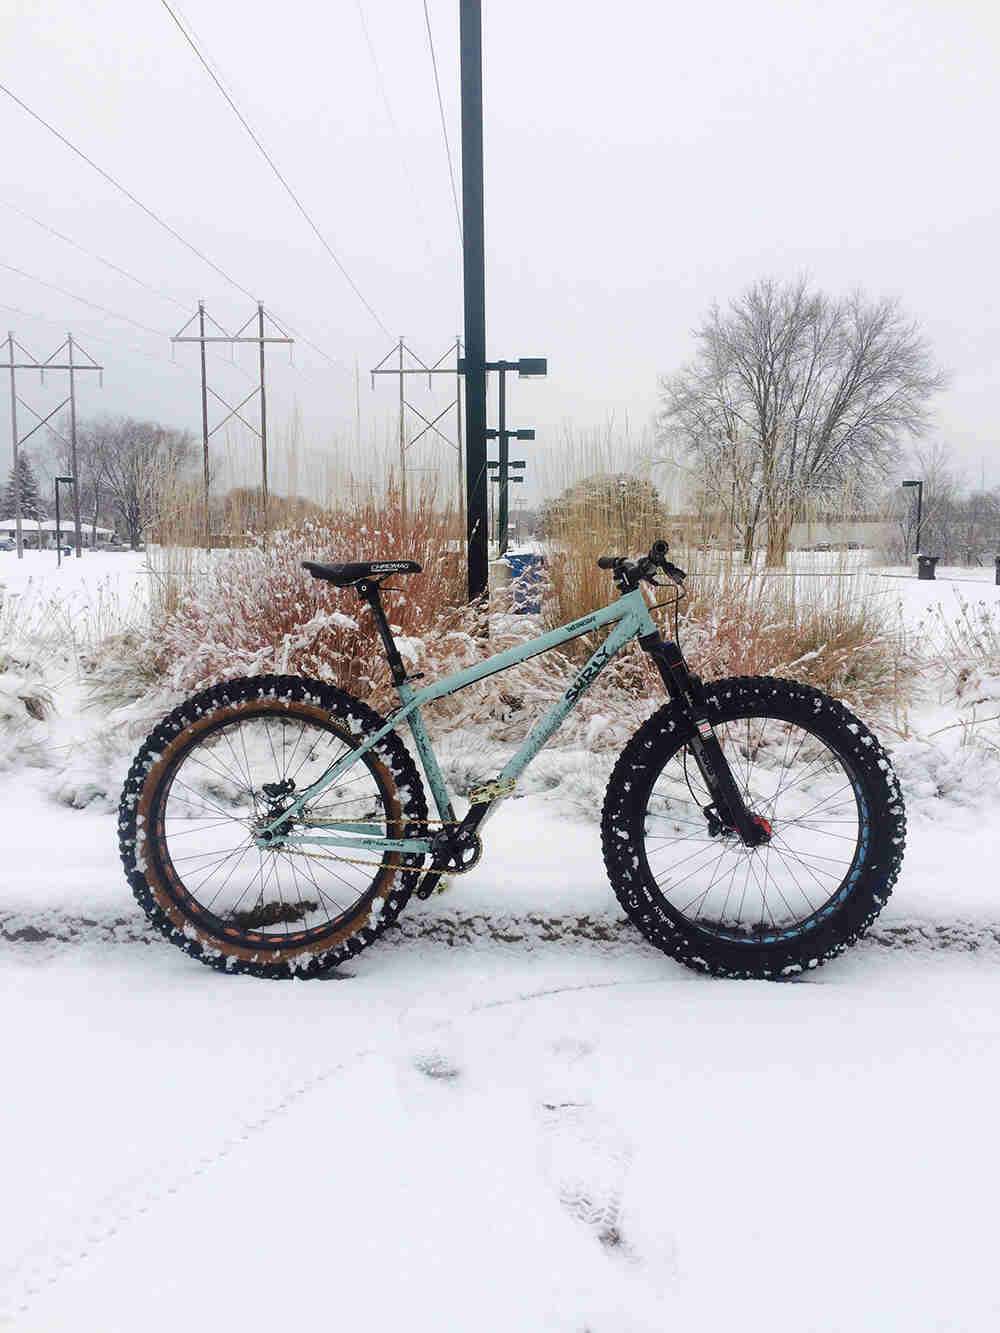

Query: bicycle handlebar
[[597, 541, 686, 591]]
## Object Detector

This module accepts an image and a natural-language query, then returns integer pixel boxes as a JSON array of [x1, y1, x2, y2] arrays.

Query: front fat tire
[[118, 675, 428, 979], [601, 676, 906, 979]]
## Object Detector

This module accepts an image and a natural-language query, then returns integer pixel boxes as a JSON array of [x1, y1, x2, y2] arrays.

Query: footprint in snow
[[394, 1008, 465, 1115], [537, 1100, 637, 1257]]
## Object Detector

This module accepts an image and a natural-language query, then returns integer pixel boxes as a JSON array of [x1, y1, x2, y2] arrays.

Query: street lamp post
[[483, 357, 545, 556], [902, 479, 923, 559], [54, 475, 74, 568]]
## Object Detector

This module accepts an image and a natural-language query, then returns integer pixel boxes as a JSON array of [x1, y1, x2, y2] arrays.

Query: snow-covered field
[[3, 549, 1000, 1330]]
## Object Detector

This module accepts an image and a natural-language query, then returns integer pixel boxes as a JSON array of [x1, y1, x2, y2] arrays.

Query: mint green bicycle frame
[[255, 586, 659, 858]]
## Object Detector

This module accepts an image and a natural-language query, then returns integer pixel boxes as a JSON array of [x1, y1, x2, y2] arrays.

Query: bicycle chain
[[272, 779, 512, 873], [278, 816, 481, 873]]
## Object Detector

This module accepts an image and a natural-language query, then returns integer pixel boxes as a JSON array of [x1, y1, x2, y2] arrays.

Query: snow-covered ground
[[3, 549, 1000, 1330]]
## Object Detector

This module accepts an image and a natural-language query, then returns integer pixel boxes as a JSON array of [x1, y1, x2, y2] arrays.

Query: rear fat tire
[[118, 675, 428, 979], [601, 676, 906, 979]]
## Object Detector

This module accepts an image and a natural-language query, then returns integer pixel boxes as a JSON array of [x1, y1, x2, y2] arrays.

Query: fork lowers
[[638, 632, 766, 848]]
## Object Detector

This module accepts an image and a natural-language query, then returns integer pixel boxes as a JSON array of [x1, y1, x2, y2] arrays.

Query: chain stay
[[276, 775, 512, 872]]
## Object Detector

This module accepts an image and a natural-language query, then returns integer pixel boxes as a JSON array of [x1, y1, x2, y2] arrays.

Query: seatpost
[[356, 579, 408, 687]]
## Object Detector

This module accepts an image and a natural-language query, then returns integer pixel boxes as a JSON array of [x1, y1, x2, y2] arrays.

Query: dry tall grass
[[136, 480, 464, 703], [539, 480, 912, 719]]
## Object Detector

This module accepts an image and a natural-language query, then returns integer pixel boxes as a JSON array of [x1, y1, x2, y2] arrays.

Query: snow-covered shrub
[[413, 594, 656, 750], [545, 544, 912, 719], [0, 651, 53, 772], [675, 568, 911, 718], [910, 596, 1000, 759], [123, 499, 464, 700]]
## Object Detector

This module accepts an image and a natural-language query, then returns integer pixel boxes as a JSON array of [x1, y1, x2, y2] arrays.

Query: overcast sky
[[2, 0, 998, 500]]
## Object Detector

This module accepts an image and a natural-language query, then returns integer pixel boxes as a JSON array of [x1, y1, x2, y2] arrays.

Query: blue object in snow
[[505, 552, 543, 613]]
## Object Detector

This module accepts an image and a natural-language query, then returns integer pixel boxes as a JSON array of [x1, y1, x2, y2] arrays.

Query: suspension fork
[[638, 634, 770, 847]]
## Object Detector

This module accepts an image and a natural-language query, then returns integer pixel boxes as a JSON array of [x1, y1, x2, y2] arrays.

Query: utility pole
[[198, 303, 210, 549], [2, 332, 102, 558], [370, 336, 465, 537], [173, 304, 292, 547], [399, 337, 406, 527], [66, 334, 81, 557], [258, 303, 269, 517]]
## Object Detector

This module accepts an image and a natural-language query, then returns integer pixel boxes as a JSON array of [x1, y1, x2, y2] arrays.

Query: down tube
[[497, 608, 644, 790]]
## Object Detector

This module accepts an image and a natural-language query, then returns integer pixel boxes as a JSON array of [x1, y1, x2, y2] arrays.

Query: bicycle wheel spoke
[[636, 702, 867, 941]]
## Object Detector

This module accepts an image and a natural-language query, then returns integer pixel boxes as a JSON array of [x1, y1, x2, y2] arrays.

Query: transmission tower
[[172, 303, 293, 547], [2, 331, 103, 558], [370, 337, 464, 536]]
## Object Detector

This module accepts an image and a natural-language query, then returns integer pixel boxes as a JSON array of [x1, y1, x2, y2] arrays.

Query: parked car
[[814, 541, 832, 552], [0, 539, 14, 551]]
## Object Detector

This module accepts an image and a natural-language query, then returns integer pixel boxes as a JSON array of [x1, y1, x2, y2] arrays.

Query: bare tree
[[37, 418, 116, 543], [82, 416, 195, 548], [660, 278, 947, 564]]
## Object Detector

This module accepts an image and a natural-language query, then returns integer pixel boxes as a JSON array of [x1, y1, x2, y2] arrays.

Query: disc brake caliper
[[256, 779, 297, 844]]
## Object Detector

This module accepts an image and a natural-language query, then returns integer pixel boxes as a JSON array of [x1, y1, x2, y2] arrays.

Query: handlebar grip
[[650, 540, 669, 561], [597, 556, 620, 569]]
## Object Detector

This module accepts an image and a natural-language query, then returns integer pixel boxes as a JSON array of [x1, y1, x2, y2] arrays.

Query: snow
[[3, 552, 1000, 1329], [0, 547, 149, 600], [4, 943, 1000, 1330]]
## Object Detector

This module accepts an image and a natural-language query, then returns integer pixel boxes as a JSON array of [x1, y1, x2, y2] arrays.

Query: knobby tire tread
[[118, 674, 428, 979], [601, 675, 906, 979]]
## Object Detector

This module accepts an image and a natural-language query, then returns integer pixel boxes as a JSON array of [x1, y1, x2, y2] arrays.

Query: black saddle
[[302, 559, 422, 587]]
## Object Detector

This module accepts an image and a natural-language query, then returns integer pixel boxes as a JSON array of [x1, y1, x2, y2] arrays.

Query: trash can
[[917, 555, 940, 581], [505, 552, 543, 613]]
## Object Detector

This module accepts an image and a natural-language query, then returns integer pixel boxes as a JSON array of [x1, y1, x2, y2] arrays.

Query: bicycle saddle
[[302, 559, 422, 587]]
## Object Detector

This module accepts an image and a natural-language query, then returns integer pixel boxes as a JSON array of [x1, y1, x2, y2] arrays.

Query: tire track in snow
[[0, 1043, 377, 1326], [8, 908, 1000, 955]]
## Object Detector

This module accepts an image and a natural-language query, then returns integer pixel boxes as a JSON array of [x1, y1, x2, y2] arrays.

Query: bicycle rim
[[641, 711, 867, 945], [148, 710, 402, 950]]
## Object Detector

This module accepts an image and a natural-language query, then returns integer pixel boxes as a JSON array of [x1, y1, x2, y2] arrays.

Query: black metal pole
[[498, 367, 509, 556], [916, 480, 923, 556], [459, 0, 488, 603], [55, 478, 61, 568]]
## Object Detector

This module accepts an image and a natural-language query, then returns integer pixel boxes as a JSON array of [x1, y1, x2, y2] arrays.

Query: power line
[[422, 0, 463, 243], [0, 298, 220, 377], [0, 196, 195, 312], [0, 270, 255, 383], [353, 0, 438, 273], [2, 194, 339, 376], [0, 81, 257, 304], [157, 0, 392, 339], [0, 260, 170, 340], [270, 315, 343, 373], [0, 83, 345, 383]]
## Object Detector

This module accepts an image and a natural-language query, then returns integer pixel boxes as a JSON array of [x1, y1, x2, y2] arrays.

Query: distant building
[[0, 518, 116, 549]]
